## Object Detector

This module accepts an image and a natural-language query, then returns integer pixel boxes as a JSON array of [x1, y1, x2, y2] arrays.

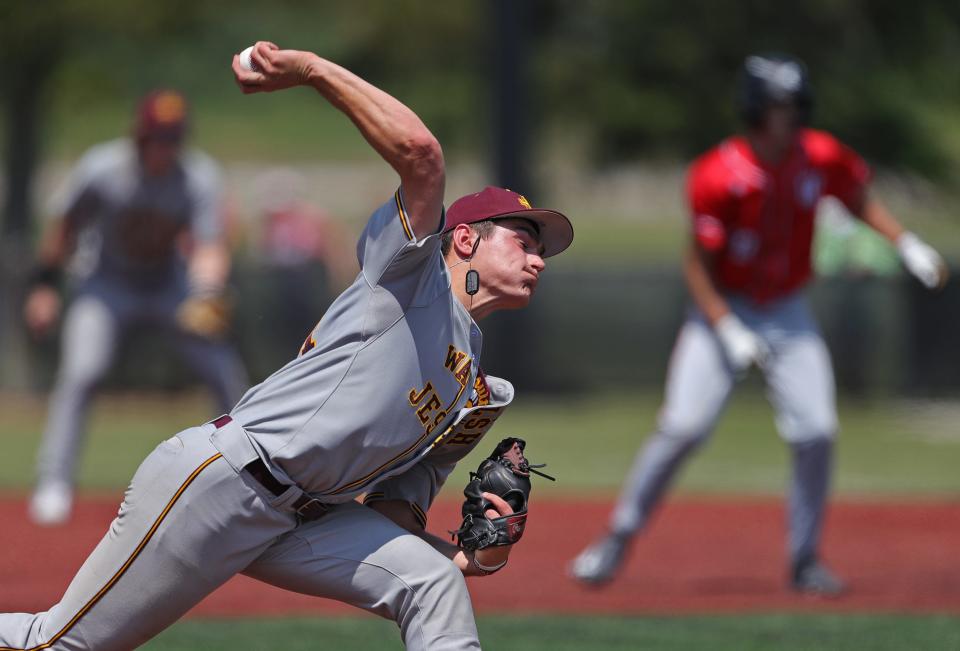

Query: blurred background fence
[[13, 262, 960, 398]]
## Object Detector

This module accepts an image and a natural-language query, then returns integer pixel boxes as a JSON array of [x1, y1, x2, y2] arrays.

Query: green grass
[[0, 391, 213, 491], [2, 389, 958, 496], [141, 614, 960, 651], [459, 389, 960, 497]]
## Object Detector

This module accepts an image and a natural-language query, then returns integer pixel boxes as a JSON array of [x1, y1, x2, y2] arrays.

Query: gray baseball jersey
[[224, 189, 514, 511], [59, 138, 222, 286], [2, 191, 513, 650]]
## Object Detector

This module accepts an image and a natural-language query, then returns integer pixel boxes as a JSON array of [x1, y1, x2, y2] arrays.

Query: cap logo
[[517, 195, 532, 210], [153, 92, 186, 124]]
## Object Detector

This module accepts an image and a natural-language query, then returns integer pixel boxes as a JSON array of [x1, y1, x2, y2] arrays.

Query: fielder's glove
[[451, 437, 555, 551], [175, 293, 233, 339]]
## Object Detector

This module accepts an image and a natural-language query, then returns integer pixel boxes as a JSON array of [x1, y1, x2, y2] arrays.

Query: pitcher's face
[[472, 219, 546, 310]]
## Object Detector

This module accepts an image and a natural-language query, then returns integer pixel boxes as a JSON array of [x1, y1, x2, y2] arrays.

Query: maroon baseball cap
[[444, 187, 574, 258], [134, 89, 189, 140]]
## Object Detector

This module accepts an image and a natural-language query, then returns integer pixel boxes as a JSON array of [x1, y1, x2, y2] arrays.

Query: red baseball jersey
[[687, 128, 871, 303]]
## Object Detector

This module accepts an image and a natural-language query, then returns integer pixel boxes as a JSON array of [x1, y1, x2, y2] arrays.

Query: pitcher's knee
[[412, 558, 470, 613], [391, 560, 477, 649]]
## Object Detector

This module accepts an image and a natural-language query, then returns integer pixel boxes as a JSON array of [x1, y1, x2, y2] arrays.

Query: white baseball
[[239, 45, 260, 72]]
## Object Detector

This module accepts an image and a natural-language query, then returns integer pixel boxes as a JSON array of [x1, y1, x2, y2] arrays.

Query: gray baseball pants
[[2, 422, 480, 651], [35, 277, 248, 488], [610, 292, 837, 566]]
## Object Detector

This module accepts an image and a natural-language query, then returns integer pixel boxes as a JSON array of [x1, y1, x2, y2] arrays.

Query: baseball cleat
[[568, 532, 629, 586], [29, 482, 73, 526], [790, 559, 845, 597]]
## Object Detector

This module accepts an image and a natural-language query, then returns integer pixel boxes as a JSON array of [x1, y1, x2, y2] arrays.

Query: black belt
[[211, 415, 330, 522], [245, 456, 290, 495]]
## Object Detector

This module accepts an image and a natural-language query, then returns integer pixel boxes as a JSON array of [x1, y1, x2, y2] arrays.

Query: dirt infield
[[3, 495, 959, 617]]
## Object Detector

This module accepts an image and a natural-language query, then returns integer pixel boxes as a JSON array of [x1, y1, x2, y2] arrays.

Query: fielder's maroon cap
[[134, 89, 189, 140], [444, 186, 574, 258]]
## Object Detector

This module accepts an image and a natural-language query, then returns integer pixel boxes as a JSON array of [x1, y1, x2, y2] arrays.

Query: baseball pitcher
[[570, 54, 947, 595], [1, 42, 573, 651]]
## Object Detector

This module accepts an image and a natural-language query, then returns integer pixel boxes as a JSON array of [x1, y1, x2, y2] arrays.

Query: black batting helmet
[[737, 54, 813, 127]]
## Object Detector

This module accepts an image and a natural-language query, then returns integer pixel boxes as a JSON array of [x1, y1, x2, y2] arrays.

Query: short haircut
[[440, 220, 496, 256]]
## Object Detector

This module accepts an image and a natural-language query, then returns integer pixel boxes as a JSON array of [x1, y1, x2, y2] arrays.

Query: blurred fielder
[[22, 89, 248, 525], [570, 53, 947, 595], [0, 42, 572, 650]]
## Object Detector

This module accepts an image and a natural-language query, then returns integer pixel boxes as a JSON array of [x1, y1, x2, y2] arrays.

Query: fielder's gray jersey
[[58, 138, 223, 286], [225, 190, 513, 506]]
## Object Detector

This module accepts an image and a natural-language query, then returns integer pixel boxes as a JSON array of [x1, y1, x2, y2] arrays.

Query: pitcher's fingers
[[232, 54, 262, 88], [230, 55, 248, 88], [251, 43, 276, 74]]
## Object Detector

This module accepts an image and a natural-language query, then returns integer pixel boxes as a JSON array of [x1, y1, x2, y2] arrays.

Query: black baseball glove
[[451, 437, 555, 551]]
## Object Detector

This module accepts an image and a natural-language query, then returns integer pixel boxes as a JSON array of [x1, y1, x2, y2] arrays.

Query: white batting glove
[[714, 313, 769, 373], [897, 232, 947, 290]]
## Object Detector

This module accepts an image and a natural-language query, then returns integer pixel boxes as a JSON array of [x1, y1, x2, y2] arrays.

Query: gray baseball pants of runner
[[610, 292, 836, 566], [1, 422, 480, 651], [35, 277, 248, 487]]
